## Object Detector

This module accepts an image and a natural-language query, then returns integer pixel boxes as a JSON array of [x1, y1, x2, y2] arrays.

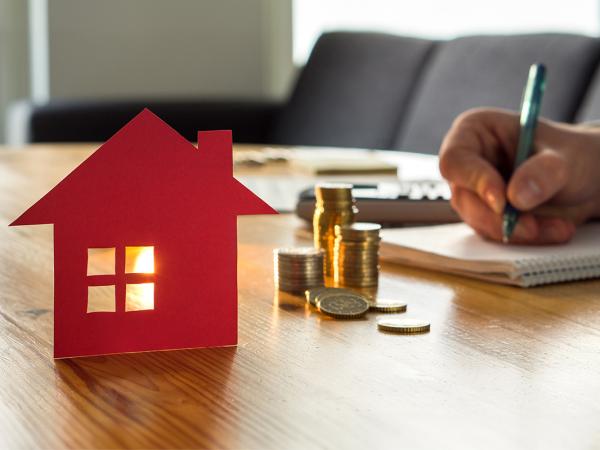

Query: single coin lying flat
[[377, 318, 430, 333], [369, 299, 407, 313], [305, 287, 359, 307], [318, 293, 369, 319]]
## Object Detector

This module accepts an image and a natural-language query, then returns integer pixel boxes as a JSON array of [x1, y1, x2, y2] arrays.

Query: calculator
[[295, 181, 459, 226]]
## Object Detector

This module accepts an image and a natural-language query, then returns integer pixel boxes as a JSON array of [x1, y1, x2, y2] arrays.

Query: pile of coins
[[334, 222, 381, 287], [307, 287, 406, 317], [304, 286, 429, 333], [272, 182, 430, 334], [313, 183, 357, 276], [274, 247, 324, 294]]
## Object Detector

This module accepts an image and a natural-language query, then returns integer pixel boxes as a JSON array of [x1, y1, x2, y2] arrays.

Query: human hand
[[439, 108, 600, 244]]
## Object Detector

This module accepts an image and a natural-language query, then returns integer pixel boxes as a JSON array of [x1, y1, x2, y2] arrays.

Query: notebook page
[[380, 222, 600, 263]]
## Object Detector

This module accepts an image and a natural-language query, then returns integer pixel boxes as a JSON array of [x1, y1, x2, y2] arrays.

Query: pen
[[502, 63, 546, 243]]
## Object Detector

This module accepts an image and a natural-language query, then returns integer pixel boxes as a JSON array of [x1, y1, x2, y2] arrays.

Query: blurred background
[[1, 0, 599, 150]]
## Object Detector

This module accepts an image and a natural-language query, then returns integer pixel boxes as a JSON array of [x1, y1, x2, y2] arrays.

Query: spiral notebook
[[380, 222, 600, 287]]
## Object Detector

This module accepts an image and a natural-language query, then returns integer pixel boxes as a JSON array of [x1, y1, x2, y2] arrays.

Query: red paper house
[[11, 109, 276, 358]]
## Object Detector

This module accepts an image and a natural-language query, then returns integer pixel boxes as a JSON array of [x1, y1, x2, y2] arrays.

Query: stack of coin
[[274, 247, 325, 294], [334, 222, 381, 287], [313, 183, 357, 277]]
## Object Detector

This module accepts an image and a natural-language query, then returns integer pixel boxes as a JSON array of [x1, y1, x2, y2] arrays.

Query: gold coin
[[337, 276, 379, 282], [346, 222, 380, 231], [315, 183, 353, 201], [305, 286, 332, 306], [337, 279, 379, 285], [275, 247, 324, 258], [369, 299, 407, 313], [306, 287, 357, 306], [339, 282, 378, 288], [377, 318, 430, 333], [278, 270, 324, 277], [335, 222, 381, 240], [277, 268, 324, 275], [318, 293, 369, 318]]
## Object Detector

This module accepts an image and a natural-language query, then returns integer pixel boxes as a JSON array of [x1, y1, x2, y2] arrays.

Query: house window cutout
[[87, 246, 155, 314], [125, 246, 154, 273], [87, 247, 115, 275], [87, 285, 116, 312], [126, 283, 155, 311]]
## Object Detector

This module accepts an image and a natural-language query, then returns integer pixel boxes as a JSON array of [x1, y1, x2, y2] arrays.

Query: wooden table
[[1, 145, 600, 449]]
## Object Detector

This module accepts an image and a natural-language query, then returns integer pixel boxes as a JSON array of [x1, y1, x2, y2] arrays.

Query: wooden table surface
[[2, 145, 600, 449]]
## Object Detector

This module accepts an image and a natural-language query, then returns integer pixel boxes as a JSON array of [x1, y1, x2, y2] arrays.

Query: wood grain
[[1, 145, 600, 449]]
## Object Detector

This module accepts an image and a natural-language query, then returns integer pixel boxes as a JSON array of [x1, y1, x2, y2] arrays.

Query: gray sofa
[[12, 32, 600, 154]]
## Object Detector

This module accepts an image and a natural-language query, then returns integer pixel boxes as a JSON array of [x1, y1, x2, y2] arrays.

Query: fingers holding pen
[[507, 149, 569, 211], [451, 185, 535, 241], [439, 105, 583, 244], [450, 185, 575, 244], [440, 151, 507, 214], [439, 109, 517, 215]]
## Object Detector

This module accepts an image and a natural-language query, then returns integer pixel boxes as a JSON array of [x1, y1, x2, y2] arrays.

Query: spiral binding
[[514, 254, 600, 287]]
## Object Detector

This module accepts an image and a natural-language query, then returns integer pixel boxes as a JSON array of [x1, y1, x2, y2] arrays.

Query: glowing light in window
[[87, 285, 116, 312], [87, 247, 115, 275], [125, 246, 154, 273], [126, 283, 155, 311]]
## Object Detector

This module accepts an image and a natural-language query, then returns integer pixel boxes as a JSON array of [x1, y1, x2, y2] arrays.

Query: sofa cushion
[[575, 66, 600, 122], [269, 32, 434, 149], [395, 34, 600, 154]]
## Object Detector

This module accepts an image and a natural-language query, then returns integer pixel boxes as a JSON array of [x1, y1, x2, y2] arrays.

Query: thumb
[[507, 148, 569, 211]]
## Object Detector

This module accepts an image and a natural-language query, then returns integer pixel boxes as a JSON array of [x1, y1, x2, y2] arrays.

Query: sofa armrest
[[9, 99, 284, 144]]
